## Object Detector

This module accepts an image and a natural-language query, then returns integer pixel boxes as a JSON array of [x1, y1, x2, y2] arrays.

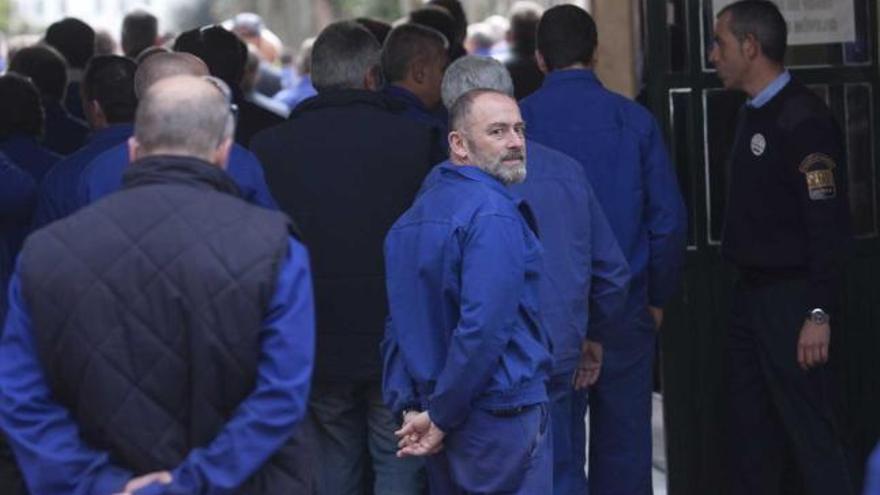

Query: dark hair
[[536, 4, 597, 71], [382, 24, 448, 84], [410, 6, 465, 61], [122, 10, 158, 58], [44, 17, 95, 69], [449, 88, 509, 132], [428, 0, 467, 43], [509, 3, 542, 54], [82, 55, 138, 124], [719, 0, 788, 63], [173, 26, 247, 88], [311, 21, 381, 92], [0, 74, 45, 138], [355, 17, 392, 45], [8, 44, 68, 102]]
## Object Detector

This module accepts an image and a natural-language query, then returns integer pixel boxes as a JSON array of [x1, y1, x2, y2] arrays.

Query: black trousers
[[727, 278, 853, 495]]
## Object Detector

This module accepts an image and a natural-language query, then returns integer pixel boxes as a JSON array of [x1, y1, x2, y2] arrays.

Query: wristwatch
[[807, 308, 830, 325]]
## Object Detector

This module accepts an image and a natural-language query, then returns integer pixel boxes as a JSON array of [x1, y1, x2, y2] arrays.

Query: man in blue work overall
[[440, 55, 631, 495], [520, 5, 688, 494], [383, 88, 553, 494]]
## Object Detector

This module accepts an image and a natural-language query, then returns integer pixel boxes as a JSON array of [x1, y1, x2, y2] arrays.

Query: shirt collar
[[89, 123, 134, 145], [544, 68, 601, 87], [436, 161, 517, 200], [746, 70, 791, 109]]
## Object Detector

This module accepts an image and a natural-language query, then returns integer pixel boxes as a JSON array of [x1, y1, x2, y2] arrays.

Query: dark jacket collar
[[122, 154, 240, 197], [290, 89, 405, 118]]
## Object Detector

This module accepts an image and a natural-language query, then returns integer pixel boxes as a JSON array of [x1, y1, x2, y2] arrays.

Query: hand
[[797, 320, 830, 370], [649, 306, 664, 331], [395, 411, 445, 457], [113, 471, 172, 495], [573, 339, 603, 390]]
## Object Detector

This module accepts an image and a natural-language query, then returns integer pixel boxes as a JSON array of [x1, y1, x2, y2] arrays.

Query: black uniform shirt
[[721, 78, 851, 313]]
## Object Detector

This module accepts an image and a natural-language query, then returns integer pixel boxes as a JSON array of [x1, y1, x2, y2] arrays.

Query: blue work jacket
[[32, 124, 133, 228], [520, 69, 687, 313], [79, 142, 278, 209], [0, 238, 314, 495], [510, 141, 630, 375], [383, 85, 449, 157], [0, 134, 62, 183], [382, 162, 551, 433]]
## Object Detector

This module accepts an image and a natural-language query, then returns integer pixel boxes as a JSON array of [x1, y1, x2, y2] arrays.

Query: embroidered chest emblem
[[799, 153, 837, 200], [750, 133, 766, 156]]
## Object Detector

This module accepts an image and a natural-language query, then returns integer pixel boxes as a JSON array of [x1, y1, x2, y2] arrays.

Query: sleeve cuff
[[90, 464, 133, 495]]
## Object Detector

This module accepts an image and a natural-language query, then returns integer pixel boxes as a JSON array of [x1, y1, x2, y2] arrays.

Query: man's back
[[520, 69, 686, 306], [251, 89, 436, 382], [19, 156, 290, 473]]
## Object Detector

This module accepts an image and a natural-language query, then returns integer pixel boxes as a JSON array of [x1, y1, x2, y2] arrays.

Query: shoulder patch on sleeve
[[798, 152, 837, 200]]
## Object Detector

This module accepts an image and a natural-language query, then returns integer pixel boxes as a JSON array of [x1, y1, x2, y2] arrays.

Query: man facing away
[[520, 5, 688, 494], [711, 1, 853, 493], [250, 21, 437, 495], [439, 54, 631, 495], [383, 88, 553, 494], [0, 75, 315, 495]]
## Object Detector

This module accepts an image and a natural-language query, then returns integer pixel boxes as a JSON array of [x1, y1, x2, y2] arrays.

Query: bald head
[[131, 75, 233, 165], [134, 52, 208, 98]]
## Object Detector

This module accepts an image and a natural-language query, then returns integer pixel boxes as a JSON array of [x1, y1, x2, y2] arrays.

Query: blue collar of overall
[[747, 70, 791, 109], [543, 67, 602, 87], [436, 161, 519, 200]]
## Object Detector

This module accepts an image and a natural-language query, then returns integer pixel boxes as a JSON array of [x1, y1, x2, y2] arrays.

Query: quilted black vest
[[19, 155, 304, 493]]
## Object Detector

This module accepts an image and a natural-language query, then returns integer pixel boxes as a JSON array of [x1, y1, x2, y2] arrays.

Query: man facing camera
[[383, 89, 552, 494]]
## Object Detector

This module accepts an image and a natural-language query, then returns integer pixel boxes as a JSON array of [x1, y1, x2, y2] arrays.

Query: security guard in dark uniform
[[710, 2, 854, 494]]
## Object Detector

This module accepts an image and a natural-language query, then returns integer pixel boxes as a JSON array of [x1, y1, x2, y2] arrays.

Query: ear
[[535, 50, 548, 74], [412, 59, 427, 85], [448, 130, 469, 162], [211, 137, 233, 169], [742, 34, 760, 60], [127, 136, 141, 163], [364, 66, 382, 91]]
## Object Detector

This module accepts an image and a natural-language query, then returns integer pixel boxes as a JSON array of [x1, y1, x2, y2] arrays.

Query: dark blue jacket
[[79, 141, 277, 209], [520, 69, 687, 317], [0, 152, 36, 320], [510, 141, 630, 374], [251, 89, 437, 382], [33, 124, 133, 229], [0, 134, 62, 183], [382, 162, 552, 432], [383, 85, 448, 158], [42, 100, 90, 156]]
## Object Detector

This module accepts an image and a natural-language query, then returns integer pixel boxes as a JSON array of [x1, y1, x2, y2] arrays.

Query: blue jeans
[[309, 380, 425, 495], [425, 403, 552, 494]]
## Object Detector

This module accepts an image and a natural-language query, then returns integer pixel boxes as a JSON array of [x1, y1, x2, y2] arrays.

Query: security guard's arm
[[427, 213, 525, 433], [641, 118, 688, 315], [786, 116, 849, 369]]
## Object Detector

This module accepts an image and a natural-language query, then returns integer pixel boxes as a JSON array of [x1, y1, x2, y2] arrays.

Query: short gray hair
[[134, 52, 208, 98], [134, 75, 233, 160], [311, 21, 381, 92], [441, 55, 514, 109]]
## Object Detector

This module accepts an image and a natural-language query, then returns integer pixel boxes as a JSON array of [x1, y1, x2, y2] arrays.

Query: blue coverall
[[382, 162, 553, 494], [510, 141, 630, 495], [521, 68, 687, 494]]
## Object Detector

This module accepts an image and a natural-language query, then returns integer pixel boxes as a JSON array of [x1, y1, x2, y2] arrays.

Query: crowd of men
[[0, 0, 875, 494]]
